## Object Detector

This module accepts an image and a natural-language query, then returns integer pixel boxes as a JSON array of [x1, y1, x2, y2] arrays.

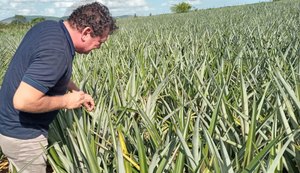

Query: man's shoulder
[[26, 20, 67, 48], [34, 20, 59, 27], [28, 20, 63, 37]]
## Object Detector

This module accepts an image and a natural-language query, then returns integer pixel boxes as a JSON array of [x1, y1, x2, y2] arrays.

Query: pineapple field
[[0, 0, 300, 172]]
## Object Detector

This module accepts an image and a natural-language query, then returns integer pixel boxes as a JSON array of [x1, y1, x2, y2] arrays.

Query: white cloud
[[1, 0, 151, 20], [17, 8, 31, 15], [187, 0, 202, 5], [63, 0, 150, 16], [11, 0, 72, 2], [165, 0, 202, 6], [99, 0, 148, 9], [54, 2, 74, 8], [9, 3, 19, 8], [45, 8, 56, 15]]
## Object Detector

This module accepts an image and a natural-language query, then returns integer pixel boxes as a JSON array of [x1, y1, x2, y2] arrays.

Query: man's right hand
[[63, 90, 86, 109]]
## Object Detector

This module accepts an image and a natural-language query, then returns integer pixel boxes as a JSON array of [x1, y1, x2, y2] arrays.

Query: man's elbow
[[13, 94, 26, 111], [13, 81, 45, 112]]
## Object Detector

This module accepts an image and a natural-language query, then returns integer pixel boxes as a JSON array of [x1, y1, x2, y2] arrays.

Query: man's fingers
[[83, 101, 94, 111], [81, 94, 95, 111], [67, 92, 95, 111]]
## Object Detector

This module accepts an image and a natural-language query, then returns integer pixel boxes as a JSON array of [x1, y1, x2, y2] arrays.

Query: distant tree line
[[11, 15, 45, 25], [0, 15, 46, 28]]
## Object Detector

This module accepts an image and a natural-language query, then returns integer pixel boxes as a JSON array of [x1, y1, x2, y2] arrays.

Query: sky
[[0, 0, 271, 21]]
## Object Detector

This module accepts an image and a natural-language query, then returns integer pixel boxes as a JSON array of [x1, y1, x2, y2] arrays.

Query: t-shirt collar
[[59, 20, 75, 57]]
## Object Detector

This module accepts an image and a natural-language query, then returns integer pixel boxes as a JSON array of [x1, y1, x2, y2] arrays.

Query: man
[[0, 2, 117, 173]]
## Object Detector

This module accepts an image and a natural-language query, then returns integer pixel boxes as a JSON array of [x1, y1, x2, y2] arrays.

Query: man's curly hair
[[67, 2, 117, 37]]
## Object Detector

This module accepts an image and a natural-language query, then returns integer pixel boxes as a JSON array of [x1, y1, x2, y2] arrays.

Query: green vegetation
[[12, 15, 26, 24], [1, 0, 300, 172], [31, 17, 46, 25], [1, 15, 51, 25], [171, 2, 192, 13]]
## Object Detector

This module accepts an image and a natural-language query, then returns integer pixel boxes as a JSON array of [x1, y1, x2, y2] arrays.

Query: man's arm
[[13, 81, 85, 113], [67, 80, 80, 91], [67, 80, 95, 112]]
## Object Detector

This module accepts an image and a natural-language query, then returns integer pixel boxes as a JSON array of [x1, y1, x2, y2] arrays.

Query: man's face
[[78, 28, 110, 54]]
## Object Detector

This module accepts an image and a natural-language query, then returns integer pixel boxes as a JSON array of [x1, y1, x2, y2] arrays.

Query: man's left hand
[[83, 94, 95, 112]]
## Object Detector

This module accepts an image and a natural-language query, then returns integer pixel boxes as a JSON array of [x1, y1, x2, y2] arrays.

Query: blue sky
[[0, 0, 271, 21]]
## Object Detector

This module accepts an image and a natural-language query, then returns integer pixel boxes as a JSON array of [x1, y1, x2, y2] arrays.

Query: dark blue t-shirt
[[0, 20, 75, 139]]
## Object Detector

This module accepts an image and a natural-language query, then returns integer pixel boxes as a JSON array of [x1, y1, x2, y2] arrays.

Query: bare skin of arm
[[67, 80, 80, 91], [13, 81, 94, 113], [67, 80, 95, 111]]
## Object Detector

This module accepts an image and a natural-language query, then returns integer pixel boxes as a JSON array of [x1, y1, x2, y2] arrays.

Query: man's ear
[[81, 27, 93, 41]]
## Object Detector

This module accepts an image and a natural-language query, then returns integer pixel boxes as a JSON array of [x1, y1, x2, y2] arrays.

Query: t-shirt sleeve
[[22, 50, 67, 94]]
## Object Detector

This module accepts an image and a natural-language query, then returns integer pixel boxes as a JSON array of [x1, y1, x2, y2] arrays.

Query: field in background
[[1, 0, 300, 172]]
